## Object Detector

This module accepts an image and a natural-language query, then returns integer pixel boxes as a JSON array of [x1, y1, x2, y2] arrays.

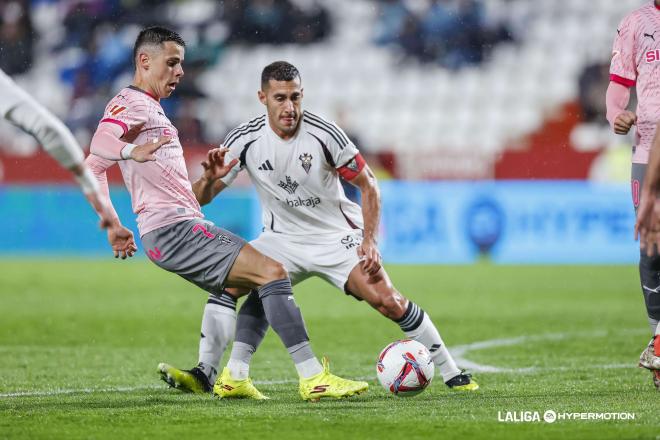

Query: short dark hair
[[261, 61, 301, 89], [133, 26, 185, 63]]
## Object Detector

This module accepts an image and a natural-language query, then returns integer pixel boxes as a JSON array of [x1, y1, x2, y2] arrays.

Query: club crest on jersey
[[278, 176, 299, 194], [299, 153, 313, 174]]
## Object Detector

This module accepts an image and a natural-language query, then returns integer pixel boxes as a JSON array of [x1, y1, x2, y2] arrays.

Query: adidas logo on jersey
[[258, 160, 274, 171]]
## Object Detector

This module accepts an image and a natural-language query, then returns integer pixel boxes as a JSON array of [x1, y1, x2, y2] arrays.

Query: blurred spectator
[[578, 62, 611, 124], [373, 0, 411, 46], [226, 0, 330, 45], [48, 0, 333, 144], [399, 15, 427, 62], [175, 97, 206, 145], [374, 0, 512, 69], [0, 0, 34, 75]]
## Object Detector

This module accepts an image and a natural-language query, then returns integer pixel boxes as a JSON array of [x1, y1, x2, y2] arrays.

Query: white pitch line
[[451, 329, 647, 373]]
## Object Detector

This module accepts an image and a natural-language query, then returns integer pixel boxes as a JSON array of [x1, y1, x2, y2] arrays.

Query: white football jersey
[[221, 110, 364, 236], [0, 68, 31, 117]]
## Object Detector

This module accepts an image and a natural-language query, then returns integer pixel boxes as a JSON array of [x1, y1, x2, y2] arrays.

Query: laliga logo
[[645, 49, 660, 63]]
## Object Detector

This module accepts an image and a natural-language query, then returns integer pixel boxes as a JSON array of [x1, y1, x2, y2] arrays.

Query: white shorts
[[250, 229, 363, 292]]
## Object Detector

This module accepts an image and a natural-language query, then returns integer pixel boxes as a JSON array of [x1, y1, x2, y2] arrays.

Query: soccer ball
[[376, 339, 434, 397]]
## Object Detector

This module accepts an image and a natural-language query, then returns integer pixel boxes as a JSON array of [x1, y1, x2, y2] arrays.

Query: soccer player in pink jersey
[[0, 68, 113, 229], [85, 26, 368, 401], [606, 0, 660, 389]]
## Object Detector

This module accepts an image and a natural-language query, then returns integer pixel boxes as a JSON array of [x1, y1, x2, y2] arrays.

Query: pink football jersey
[[610, 2, 660, 163], [98, 85, 202, 236]]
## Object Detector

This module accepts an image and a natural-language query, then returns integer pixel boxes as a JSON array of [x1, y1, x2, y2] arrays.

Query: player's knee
[[376, 292, 406, 320], [261, 261, 288, 283]]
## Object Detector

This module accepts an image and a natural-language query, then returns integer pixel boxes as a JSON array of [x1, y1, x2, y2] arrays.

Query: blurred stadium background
[[0, 0, 641, 261]]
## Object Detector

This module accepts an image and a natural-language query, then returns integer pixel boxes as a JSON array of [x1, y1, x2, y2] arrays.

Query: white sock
[[198, 300, 236, 381], [404, 313, 461, 382], [654, 320, 660, 336], [226, 358, 250, 380], [295, 357, 323, 378], [226, 341, 256, 380]]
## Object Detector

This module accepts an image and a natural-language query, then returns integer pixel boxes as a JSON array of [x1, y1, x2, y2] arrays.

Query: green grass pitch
[[0, 260, 658, 439]]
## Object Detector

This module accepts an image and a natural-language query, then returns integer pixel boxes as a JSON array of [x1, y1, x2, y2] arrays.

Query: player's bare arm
[[606, 82, 636, 134], [192, 147, 238, 205], [348, 164, 382, 276]]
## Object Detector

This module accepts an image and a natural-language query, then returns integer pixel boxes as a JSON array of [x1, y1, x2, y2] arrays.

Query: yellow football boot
[[213, 367, 269, 400], [299, 357, 369, 402], [445, 371, 479, 391], [157, 363, 212, 394]]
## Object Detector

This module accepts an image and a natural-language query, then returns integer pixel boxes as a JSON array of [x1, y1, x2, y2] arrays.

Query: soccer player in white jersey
[[0, 68, 113, 229], [86, 28, 367, 401], [158, 61, 478, 398], [606, 1, 660, 389]]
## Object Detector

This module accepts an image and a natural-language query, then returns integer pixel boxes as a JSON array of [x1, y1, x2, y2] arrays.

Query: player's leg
[[223, 242, 367, 400], [145, 220, 247, 393], [225, 289, 268, 379], [223, 242, 325, 377], [220, 235, 367, 401], [156, 235, 289, 397], [344, 264, 478, 391], [633, 163, 660, 383], [213, 289, 271, 399], [157, 288, 249, 395], [222, 233, 306, 385]]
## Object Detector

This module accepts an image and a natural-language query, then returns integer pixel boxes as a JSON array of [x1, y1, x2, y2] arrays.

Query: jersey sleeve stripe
[[304, 111, 349, 146], [222, 117, 258, 144], [224, 118, 265, 146], [100, 118, 128, 135], [308, 131, 337, 167], [238, 138, 260, 166], [223, 115, 265, 145], [226, 122, 266, 147], [304, 118, 345, 150], [610, 73, 636, 87]]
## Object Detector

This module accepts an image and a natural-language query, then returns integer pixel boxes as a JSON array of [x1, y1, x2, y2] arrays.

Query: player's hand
[[131, 136, 171, 162], [107, 224, 138, 259], [358, 237, 382, 276], [85, 192, 114, 230], [201, 147, 239, 181], [613, 111, 637, 135]]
